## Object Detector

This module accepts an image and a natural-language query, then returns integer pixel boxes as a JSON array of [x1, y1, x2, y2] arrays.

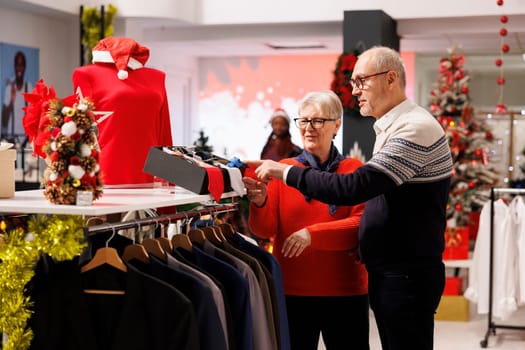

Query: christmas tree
[[429, 51, 500, 227]]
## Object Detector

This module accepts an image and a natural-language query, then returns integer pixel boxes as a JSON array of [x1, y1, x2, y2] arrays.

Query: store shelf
[[0, 186, 237, 216], [444, 259, 472, 269]]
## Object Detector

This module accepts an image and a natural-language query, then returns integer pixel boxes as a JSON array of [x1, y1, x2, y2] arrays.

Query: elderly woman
[[243, 90, 369, 350]]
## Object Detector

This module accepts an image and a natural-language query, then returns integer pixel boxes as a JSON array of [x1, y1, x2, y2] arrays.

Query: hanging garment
[[128, 255, 228, 350], [202, 240, 274, 350], [229, 232, 291, 350], [28, 258, 199, 350], [465, 199, 508, 316], [495, 196, 524, 319], [176, 245, 254, 350]]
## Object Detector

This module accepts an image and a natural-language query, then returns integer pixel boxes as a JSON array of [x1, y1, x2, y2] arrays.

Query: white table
[[444, 259, 472, 269], [0, 187, 237, 216]]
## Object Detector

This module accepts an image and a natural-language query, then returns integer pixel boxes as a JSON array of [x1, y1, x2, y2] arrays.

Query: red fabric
[[72, 63, 172, 185], [22, 80, 56, 158], [92, 37, 150, 72], [443, 226, 469, 260], [203, 166, 224, 202], [443, 277, 463, 295], [248, 157, 367, 296]]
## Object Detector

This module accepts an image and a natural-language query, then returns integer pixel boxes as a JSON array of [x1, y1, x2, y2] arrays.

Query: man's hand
[[282, 228, 312, 258], [244, 160, 288, 182]]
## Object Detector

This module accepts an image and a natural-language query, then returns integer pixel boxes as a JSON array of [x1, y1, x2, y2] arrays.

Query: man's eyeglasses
[[349, 70, 390, 90], [293, 118, 337, 129]]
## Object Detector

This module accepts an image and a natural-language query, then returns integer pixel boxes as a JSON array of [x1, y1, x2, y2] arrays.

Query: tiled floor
[[317, 305, 525, 349]]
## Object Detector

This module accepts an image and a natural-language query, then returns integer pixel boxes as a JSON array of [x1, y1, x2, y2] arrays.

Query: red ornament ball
[[461, 87, 469, 94], [496, 104, 508, 114], [497, 0, 503, 5], [500, 28, 508, 36], [502, 44, 510, 53], [475, 149, 483, 158], [497, 76, 506, 85], [455, 203, 463, 212], [500, 15, 508, 23], [486, 131, 493, 139], [495, 58, 503, 66], [468, 181, 476, 189]]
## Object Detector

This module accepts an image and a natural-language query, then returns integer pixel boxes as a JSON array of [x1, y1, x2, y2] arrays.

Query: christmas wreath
[[330, 50, 361, 113], [23, 79, 103, 205]]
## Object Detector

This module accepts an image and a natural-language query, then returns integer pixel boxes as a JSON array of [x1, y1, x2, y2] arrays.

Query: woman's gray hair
[[298, 90, 343, 119], [363, 46, 406, 88]]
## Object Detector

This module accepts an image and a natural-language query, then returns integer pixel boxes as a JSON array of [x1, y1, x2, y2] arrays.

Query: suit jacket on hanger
[[28, 258, 199, 350]]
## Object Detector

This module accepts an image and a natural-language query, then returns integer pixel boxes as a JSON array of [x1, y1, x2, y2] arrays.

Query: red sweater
[[72, 63, 173, 185], [248, 157, 368, 296]]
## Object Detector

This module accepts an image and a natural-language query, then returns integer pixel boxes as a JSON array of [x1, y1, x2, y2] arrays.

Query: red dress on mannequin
[[72, 63, 173, 185]]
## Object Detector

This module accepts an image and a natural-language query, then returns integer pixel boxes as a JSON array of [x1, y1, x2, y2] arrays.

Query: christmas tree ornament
[[23, 80, 104, 205]]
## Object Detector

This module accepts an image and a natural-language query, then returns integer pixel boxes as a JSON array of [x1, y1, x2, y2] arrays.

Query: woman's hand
[[242, 176, 267, 207], [282, 228, 312, 258]]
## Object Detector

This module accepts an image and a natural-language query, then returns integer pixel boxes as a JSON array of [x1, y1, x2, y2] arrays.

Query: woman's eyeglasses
[[293, 118, 337, 129]]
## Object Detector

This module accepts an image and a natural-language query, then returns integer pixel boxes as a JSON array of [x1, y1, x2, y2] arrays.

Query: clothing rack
[[86, 203, 238, 236], [480, 187, 525, 347]]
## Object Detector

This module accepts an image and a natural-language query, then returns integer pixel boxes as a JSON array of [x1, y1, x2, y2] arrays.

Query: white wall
[[0, 6, 78, 97]]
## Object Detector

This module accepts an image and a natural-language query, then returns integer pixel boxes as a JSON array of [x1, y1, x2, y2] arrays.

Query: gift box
[[143, 146, 233, 196], [144, 146, 208, 194], [443, 277, 463, 296], [435, 295, 469, 321], [442, 226, 469, 260], [0, 149, 16, 198]]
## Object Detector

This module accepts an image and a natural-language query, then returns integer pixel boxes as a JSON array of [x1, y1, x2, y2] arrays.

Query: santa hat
[[270, 108, 290, 124], [91, 37, 150, 80]]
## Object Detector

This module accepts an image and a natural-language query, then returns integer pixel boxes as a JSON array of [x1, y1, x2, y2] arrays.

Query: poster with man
[[0, 43, 40, 185]]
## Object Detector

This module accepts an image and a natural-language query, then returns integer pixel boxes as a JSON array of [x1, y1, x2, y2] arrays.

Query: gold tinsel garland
[[81, 4, 118, 64], [0, 215, 86, 350]]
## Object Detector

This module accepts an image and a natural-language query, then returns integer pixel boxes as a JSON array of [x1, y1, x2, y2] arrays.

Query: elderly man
[[246, 46, 453, 350]]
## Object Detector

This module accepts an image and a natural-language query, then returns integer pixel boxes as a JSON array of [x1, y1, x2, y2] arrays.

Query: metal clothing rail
[[86, 203, 238, 236], [480, 187, 525, 347]]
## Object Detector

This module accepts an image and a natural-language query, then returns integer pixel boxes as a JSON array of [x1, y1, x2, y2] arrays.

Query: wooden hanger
[[156, 222, 173, 252], [142, 238, 167, 263], [188, 228, 206, 245], [122, 220, 152, 264], [81, 228, 127, 295], [171, 234, 193, 252], [218, 223, 236, 241], [81, 228, 127, 273], [201, 226, 223, 245], [157, 237, 173, 253], [122, 243, 151, 264], [214, 225, 228, 242]]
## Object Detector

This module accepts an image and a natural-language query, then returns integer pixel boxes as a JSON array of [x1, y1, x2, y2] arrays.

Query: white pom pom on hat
[[117, 70, 128, 80], [270, 108, 291, 124], [91, 36, 150, 80]]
